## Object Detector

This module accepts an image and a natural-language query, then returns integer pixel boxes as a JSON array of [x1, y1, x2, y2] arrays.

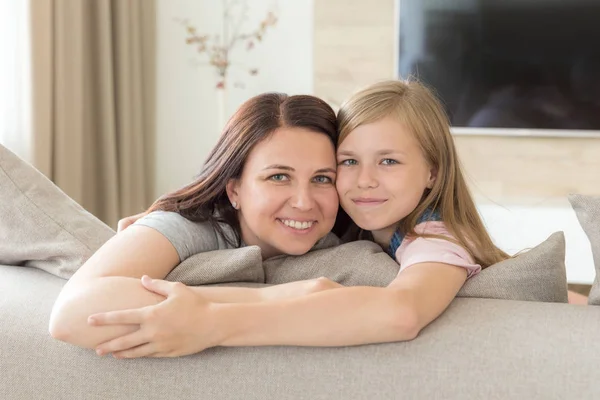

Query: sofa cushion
[[0, 264, 597, 400], [0, 144, 116, 278], [177, 232, 568, 303], [458, 231, 567, 302], [569, 194, 600, 305]]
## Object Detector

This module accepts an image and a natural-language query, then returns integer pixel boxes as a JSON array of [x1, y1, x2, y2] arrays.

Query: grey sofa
[[3, 143, 600, 399], [2, 263, 600, 400]]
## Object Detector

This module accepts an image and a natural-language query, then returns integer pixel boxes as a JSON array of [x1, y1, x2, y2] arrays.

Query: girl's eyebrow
[[315, 168, 336, 174], [376, 149, 407, 156], [337, 150, 406, 156]]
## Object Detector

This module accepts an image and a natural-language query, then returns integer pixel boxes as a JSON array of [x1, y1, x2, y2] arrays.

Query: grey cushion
[[176, 232, 568, 303], [458, 232, 567, 303], [1, 264, 598, 400], [0, 143, 115, 278], [569, 194, 600, 305]]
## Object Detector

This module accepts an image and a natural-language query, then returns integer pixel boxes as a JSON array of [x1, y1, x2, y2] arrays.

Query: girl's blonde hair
[[337, 79, 508, 268]]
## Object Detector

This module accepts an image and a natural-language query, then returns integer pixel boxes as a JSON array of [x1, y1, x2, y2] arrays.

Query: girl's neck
[[370, 225, 398, 250]]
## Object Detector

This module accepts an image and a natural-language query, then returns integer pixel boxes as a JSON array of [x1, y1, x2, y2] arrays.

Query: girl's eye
[[269, 174, 289, 182], [339, 159, 357, 166], [313, 175, 334, 184], [381, 158, 399, 165]]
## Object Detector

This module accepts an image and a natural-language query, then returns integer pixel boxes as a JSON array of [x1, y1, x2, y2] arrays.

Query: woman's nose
[[289, 185, 315, 211]]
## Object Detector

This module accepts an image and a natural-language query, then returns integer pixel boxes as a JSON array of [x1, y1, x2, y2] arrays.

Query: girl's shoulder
[[413, 220, 450, 235], [395, 221, 481, 279]]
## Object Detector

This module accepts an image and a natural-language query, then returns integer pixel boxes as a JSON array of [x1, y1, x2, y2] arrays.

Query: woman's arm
[[49, 225, 181, 347], [89, 262, 467, 357], [49, 224, 343, 349]]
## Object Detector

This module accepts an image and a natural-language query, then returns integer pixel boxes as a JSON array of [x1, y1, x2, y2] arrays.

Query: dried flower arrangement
[[178, 1, 278, 89]]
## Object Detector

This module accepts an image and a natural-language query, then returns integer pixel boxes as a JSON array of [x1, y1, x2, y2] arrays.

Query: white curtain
[[0, 0, 32, 162]]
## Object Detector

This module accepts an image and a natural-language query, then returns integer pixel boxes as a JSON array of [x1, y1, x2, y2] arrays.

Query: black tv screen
[[398, 0, 600, 130]]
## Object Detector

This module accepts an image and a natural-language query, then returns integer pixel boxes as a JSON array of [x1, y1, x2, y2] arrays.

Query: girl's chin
[[353, 219, 393, 232]]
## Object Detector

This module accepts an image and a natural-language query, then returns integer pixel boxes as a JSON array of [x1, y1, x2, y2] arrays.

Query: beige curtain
[[29, 0, 156, 227]]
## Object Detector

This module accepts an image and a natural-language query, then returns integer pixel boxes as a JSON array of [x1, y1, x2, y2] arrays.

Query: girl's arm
[[218, 262, 468, 347], [192, 277, 343, 303], [90, 262, 467, 357]]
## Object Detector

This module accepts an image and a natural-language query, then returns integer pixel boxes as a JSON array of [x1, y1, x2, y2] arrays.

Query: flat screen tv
[[397, 0, 600, 135]]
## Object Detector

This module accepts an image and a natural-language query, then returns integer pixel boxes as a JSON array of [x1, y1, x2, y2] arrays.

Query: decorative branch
[[177, 1, 278, 89]]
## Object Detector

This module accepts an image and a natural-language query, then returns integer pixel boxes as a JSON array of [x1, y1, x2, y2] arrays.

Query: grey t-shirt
[[134, 210, 341, 262], [134, 211, 238, 262]]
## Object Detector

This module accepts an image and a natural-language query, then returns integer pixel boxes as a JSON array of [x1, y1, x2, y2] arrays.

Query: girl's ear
[[226, 179, 240, 209], [426, 167, 438, 189]]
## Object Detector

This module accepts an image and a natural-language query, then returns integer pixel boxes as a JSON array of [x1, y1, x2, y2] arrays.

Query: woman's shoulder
[[134, 211, 237, 261]]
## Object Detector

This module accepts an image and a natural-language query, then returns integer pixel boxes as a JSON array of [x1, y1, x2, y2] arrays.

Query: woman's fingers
[[96, 330, 149, 355], [140, 276, 179, 297], [88, 307, 149, 326], [112, 343, 157, 359]]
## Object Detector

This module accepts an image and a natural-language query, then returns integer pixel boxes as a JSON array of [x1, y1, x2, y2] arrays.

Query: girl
[[84, 80, 510, 358], [334, 79, 507, 277]]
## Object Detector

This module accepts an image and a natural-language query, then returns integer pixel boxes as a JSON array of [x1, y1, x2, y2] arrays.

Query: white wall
[[155, 0, 596, 285], [155, 0, 314, 198], [478, 201, 595, 285]]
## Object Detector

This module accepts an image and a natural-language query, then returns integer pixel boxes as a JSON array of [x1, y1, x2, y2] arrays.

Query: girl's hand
[[262, 277, 343, 301], [88, 276, 221, 358], [117, 212, 147, 232]]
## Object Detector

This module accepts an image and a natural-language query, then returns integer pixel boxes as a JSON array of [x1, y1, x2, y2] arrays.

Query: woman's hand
[[117, 212, 147, 232], [261, 277, 343, 301], [89, 276, 222, 358]]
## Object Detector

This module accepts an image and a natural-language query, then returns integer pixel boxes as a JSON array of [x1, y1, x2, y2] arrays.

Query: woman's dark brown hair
[[147, 93, 338, 246]]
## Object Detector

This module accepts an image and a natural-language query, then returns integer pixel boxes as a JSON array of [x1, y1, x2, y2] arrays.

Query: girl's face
[[227, 127, 339, 259], [336, 116, 436, 245]]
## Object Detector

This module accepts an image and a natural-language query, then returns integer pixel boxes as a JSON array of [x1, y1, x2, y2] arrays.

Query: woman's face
[[227, 127, 339, 259]]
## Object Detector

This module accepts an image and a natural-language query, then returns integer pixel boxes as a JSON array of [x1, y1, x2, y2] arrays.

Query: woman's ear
[[426, 167, 438, 189], [226, 179, 240, 209]]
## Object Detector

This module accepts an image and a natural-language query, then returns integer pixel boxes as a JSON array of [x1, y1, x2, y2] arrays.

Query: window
[[0, 0, 32, 161]]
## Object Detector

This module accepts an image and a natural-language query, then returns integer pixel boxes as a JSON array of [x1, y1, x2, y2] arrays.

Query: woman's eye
[[269, 174, 289, 182], [381, 158, 399, 165], [339, 159, 357, 166], [313, 175, 333, 184]]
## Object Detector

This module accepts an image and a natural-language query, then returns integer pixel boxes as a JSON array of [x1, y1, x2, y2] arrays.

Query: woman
[[49, 93, 344, 349]]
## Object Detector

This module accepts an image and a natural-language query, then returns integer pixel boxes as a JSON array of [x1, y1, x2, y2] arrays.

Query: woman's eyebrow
[[262, 164, 294, 171], [262, 165, 336, 174]]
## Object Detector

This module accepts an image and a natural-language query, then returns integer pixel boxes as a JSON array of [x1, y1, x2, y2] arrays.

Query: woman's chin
[[278, 244, 313, 256]]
